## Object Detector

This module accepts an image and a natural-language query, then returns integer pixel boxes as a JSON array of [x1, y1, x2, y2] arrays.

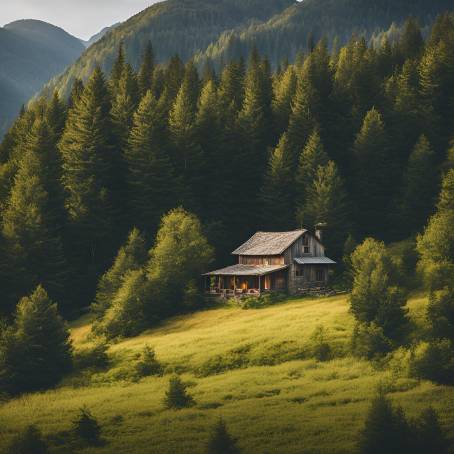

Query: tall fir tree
[[260, 133, 294, 230], [351, 108, 392, 238], [0, 286, 72, 394], [59, 67, 119, 296], [272, 65, 297, 137], [138, 40, 155, 96], [298, 161, 351, 258], [125, 90, 178, 232], [169, 64, 204, 212], [395, 135, 438, 236], [2, 121, 68, 309], [295, 129, 329, 214]]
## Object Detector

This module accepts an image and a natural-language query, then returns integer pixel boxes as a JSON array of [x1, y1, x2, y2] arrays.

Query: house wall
[[285, 233, 326, 294], [238, 255, 285, 265]]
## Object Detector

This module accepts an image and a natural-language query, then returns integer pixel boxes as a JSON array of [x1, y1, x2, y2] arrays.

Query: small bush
[[7, 425, 48, 454], [72, 406, 101, 444], [235, 292, 286, 310], [163, 375, 195, 409], [351, 323, 392, 359], [427, 288, 454, 340], [410, 340, 454, 385], [134, 345, 162, 378], [359, 392, 448, 454], [73, 341, 110, 371], [311, 326, 332, 361], [206, 418, 240, 454]]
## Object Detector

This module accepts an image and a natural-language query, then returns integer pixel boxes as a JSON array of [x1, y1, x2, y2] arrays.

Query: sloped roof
[[203, 264, 289, 276], [294, 257, 336, 265], [232, 230, 307, 256]]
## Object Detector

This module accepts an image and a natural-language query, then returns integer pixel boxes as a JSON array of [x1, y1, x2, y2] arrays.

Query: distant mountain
[[82, 22, 122, 48], [41, 0, 294, 99], [41, 0, 454, 102], [195, 0, 454, 66], [0, 19, 85, 135]]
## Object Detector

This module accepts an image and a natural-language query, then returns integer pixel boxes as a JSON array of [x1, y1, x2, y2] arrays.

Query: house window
[[302, 236, 310, 254], [316, 269, 325, 282], [295, 267, 303, 277]]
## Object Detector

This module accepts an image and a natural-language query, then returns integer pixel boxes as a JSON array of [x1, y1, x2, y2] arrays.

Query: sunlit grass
[[1, 294, 453, 453]]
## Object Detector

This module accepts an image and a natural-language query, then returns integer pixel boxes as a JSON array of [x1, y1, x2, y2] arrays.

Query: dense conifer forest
[[1, 14, 453, 319]]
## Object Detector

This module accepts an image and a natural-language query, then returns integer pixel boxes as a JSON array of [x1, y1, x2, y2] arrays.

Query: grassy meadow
[[1, 294, 454, 453]]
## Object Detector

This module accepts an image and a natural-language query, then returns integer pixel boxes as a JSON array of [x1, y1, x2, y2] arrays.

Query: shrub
[[72, 406, 101, 444], [410, 340, 454, 385], [349, 239, 408, 340], [96, 269, 149, 339], [236, 292, 286, 310], [134, 345, 162, 378], [206, 418, 240, 454], [7, 425, 48, 454], [310, 326, 332, 361], [427, 287, 454, 340], [411, 407, 449, 454], [163, 375, 195, 409], [358, 392, 410, 454], [359, 393, 448, 454], [73, 341, 110, 371], [351, 323, 392, 359]]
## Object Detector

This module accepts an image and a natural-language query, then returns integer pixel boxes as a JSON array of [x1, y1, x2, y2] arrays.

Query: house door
[[264, 275, 271, 290]]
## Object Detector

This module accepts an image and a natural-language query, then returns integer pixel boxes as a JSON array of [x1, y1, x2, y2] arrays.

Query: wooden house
[[203, 228, 336, 297]]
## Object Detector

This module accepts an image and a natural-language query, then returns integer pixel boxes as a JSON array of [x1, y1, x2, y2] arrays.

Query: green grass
[[1, 294, 454, 453]]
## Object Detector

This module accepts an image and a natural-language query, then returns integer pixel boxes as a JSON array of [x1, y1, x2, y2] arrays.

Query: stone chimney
[[315, 223, 326, 242]]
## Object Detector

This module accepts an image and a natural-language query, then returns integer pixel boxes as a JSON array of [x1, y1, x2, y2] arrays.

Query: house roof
[[294, 257, 336, 265], [231, 230, 307, 256], [203, 264, 289, 276]]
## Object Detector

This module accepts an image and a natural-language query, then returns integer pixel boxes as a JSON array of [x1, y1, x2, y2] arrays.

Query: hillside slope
[[195, 0, 454, 66], [1, 295, 453, 453], [41, 0, 293, 99], [0, 20, 85, 136]]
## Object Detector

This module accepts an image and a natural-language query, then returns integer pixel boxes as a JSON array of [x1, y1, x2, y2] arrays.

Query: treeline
[[195, 0, 454, 68], [0, 14, 454, 317]]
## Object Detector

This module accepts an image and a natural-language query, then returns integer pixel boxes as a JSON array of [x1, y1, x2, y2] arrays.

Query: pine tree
[[0, 286, 72, 394], [206, 419, 240, 454], [399, 17, 424, 61], [236, 51, 274, 221], [59, 67, 118, 283], [164, 55, 185, 102], [110, 43, 126, 94], [163, 375, 194, 409], [298, 161, 350, 258], [397, 135, 438, 235], [359, 392, 410, 454], [111, 63, 140, 152], [126, 91, 178, 232], [412, 407, 449, 454], [295, 129, 329, 212], [437, 168, 454, 212], [73, 406, 101, 444], [352, 108, 392, 238], [260, 133, 294, 230], [138, 40, 155, 96], [46, 91, 67, 139], [272, 65, 297, 136], [169, 66, 204, 211], [92, 228, 147, 318], [219, 59, 245, 112], [68, 78, 84, 109], [7, 425, 48, 454], [2, 122, 68, 307]]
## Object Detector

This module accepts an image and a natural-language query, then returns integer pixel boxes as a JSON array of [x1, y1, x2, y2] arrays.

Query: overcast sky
[[1, 0, 159, 40]]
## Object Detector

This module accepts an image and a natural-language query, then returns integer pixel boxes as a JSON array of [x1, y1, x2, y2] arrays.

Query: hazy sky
[[1, 0, 159, 40]]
